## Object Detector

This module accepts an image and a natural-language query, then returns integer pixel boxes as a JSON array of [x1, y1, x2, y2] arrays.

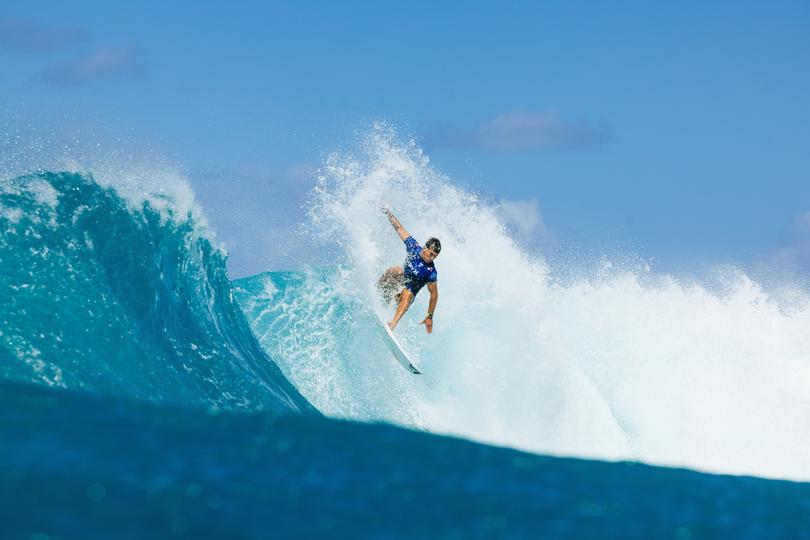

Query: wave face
[[236, 126, 810, 481], [0, 171, 314, 414]]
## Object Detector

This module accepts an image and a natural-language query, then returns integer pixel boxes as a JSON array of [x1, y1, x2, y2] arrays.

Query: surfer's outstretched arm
[[419, 282, 438, 333], [382, 208, 410, 241]]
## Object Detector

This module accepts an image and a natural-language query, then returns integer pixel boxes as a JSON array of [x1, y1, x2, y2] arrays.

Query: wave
[[0, 171, 314, 414], [5, 126, 810, 482], [236, 125, 810, 481]]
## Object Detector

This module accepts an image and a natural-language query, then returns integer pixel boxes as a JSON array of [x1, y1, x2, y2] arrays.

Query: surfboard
[[378, 316, 422, 374]]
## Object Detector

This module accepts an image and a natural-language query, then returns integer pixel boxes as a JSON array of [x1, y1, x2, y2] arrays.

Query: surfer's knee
[[394, 289, 414, 305]]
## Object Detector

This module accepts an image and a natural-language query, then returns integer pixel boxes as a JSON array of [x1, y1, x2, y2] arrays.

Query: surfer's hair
[[425, 237, 441, 254]]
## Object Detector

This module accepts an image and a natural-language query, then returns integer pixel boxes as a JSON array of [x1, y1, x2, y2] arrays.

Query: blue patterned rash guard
[[402, 236, 437, 296]]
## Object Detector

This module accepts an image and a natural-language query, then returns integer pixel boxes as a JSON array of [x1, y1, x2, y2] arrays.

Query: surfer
[[378, 208, 440, 333]]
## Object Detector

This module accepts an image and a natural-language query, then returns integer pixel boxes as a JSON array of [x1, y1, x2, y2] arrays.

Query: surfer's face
[[421, 248, 439, 263]]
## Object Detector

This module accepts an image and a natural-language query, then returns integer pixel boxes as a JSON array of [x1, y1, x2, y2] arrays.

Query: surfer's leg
[[394, 290, 416, 304], [389, 288, 414, 330], [377, 266, 404, 303]]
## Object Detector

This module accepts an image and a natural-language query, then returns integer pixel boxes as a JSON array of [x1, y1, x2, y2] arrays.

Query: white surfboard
[[378, 316, 422, 374]]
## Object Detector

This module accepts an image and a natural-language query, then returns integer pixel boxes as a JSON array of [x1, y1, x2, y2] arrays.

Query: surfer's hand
[[380, 206, 391, 216], [420, 317, 433, 333]]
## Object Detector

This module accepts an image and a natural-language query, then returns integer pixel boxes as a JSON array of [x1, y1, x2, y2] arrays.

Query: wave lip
[[0, 171, 315, 414]]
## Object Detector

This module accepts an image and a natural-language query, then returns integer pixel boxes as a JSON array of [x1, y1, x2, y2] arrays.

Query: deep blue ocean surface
[[4, 378, 810, 540], [2, 171, 810, 539]]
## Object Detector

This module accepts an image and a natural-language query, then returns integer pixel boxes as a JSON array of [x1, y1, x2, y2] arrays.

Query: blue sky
[[2, 1, 809, 277]]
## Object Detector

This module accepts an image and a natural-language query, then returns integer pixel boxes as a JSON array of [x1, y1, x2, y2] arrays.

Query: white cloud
[[0, 17, 89, 53], [429, 110, 609, 153], [39, 46, 142, 83], [497, 197, 547, 240]]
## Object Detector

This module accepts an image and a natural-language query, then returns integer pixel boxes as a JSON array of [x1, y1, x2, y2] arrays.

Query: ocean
[[2, 129, 810, 538]]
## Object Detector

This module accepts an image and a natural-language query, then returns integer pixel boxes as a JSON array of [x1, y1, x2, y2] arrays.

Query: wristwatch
[[425, 312, 433, 320]]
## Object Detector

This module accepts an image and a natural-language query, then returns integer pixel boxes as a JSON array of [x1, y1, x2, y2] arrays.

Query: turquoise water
[[2, 169, 810, 538], [0, 171, 312, 413]]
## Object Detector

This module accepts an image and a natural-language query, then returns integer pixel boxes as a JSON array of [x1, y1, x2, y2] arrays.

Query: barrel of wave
[[0, 171, 315, 415]]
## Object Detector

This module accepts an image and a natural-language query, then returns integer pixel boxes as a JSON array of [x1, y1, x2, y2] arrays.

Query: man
[[377, 208, 440, 333]]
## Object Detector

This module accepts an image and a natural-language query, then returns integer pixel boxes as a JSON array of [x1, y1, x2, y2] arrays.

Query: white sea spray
[[281, 123, 810, 481]]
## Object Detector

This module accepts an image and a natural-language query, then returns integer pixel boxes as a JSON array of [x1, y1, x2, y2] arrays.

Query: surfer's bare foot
[[388, 321, 395, 330]]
